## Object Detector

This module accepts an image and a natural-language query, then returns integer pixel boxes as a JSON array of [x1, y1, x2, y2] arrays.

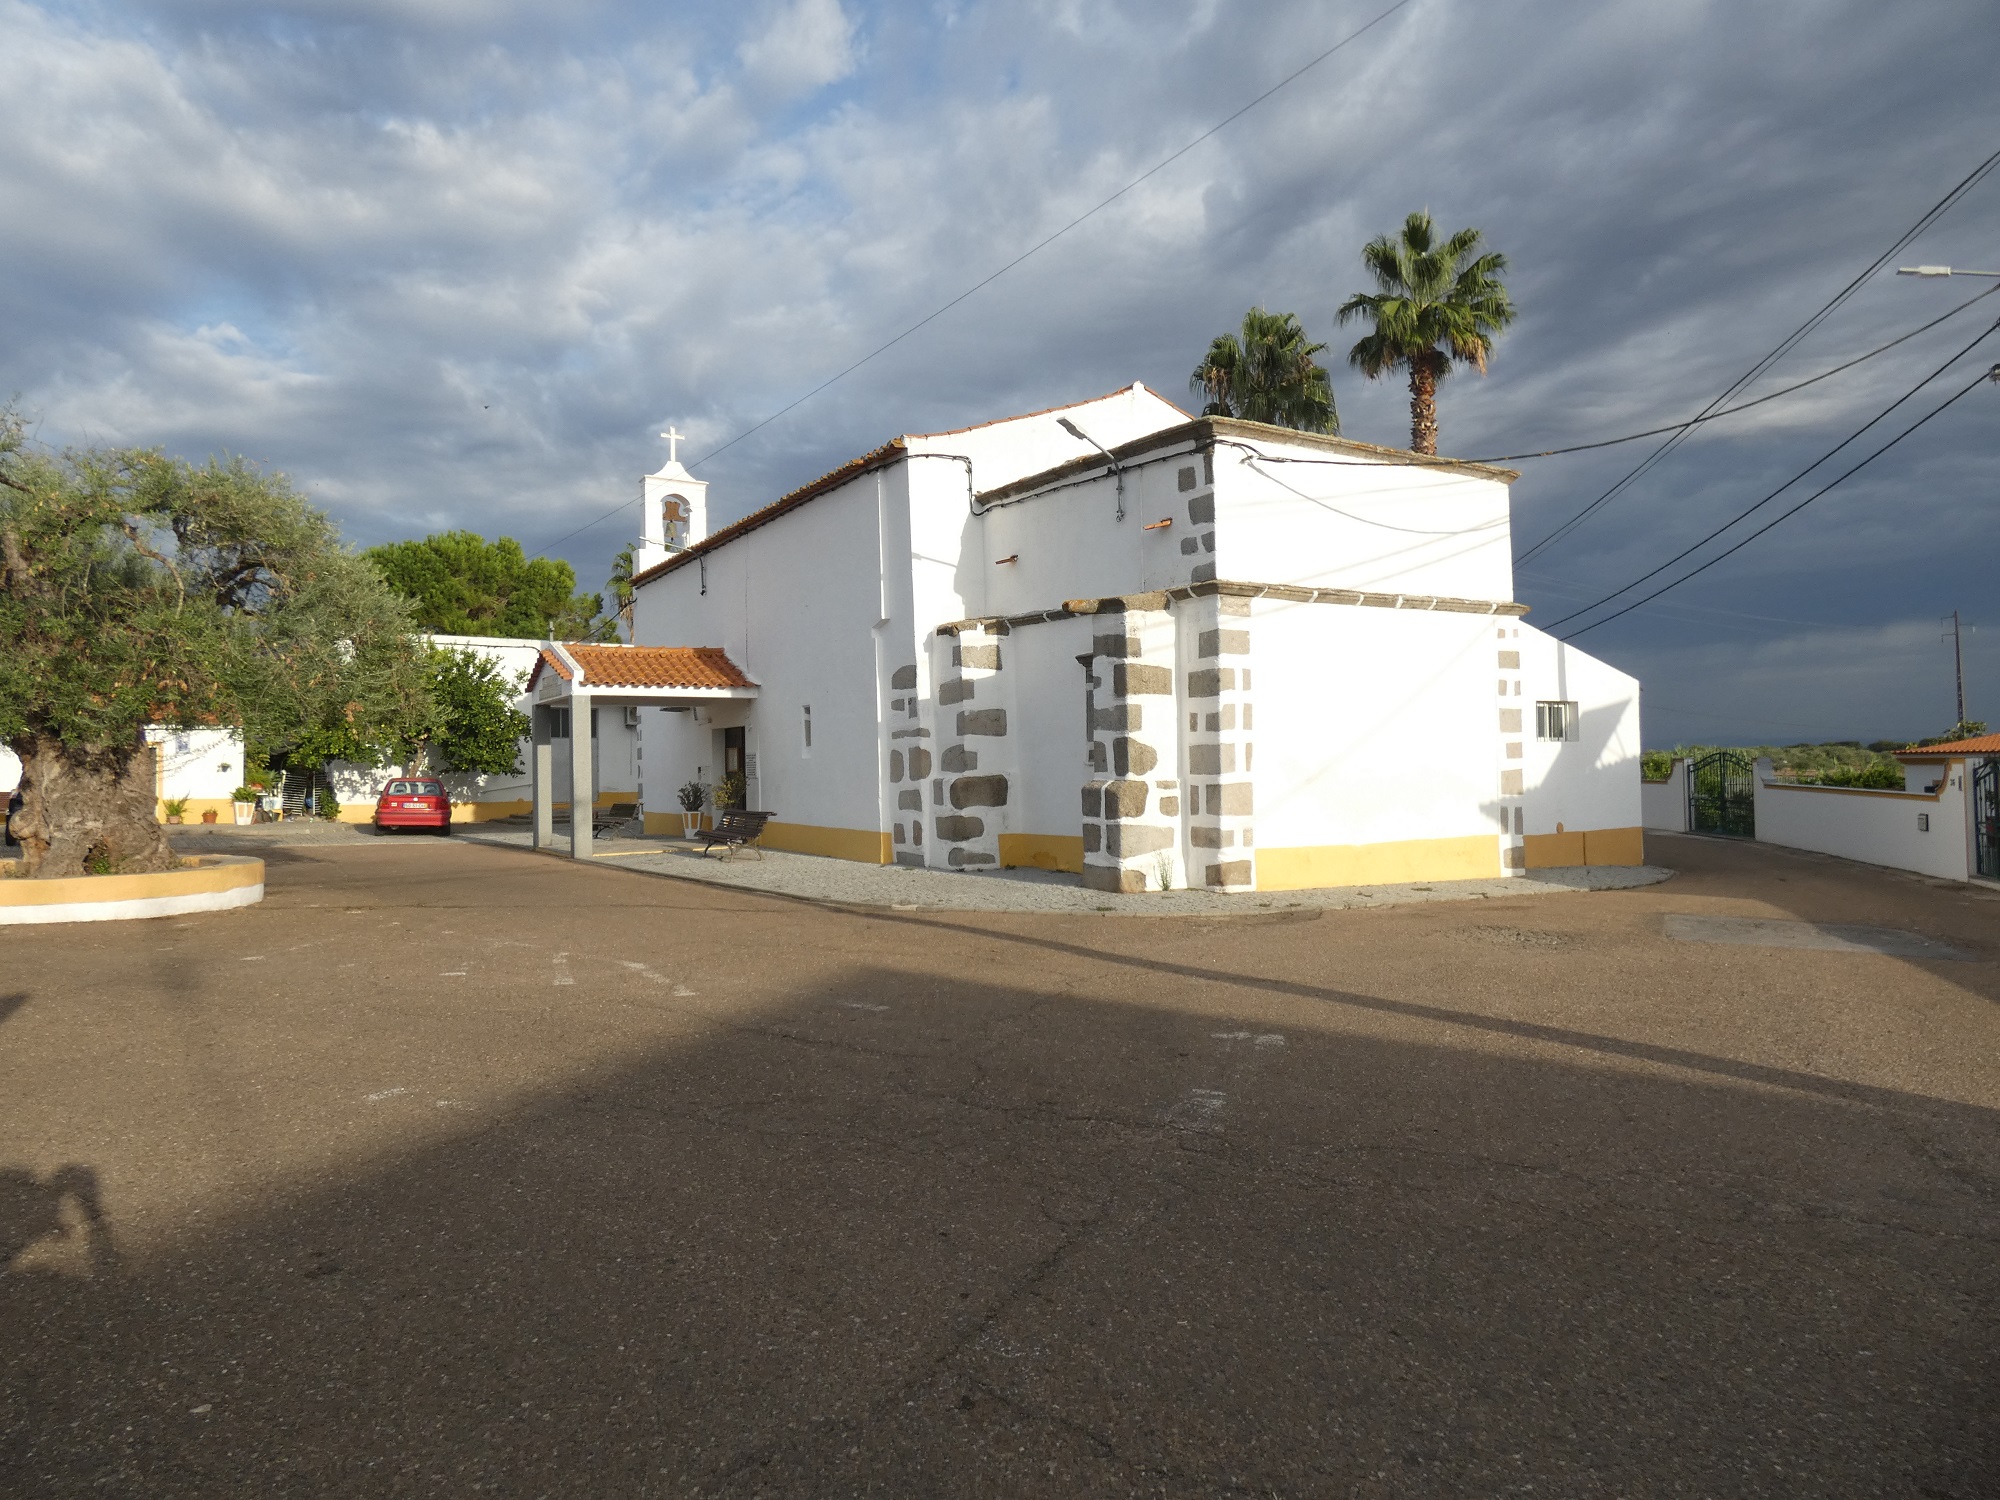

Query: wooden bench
[[701, 809, 771, 858], [591, 801, 640, 837]]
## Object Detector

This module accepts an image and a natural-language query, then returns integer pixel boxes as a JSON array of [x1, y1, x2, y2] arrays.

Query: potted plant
[[231, 786, 259, 825], [161, 796, 189, 825], [200, 808, 218, 824], [715, 770, 747, 812], [676, 779, 706, 838]]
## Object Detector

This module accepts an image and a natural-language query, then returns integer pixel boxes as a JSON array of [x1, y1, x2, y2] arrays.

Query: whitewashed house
[[3, 636, 639, 828], [326, 633, 638, 823], [2, 730, 244, 825], [598, 384, 1644, 891]]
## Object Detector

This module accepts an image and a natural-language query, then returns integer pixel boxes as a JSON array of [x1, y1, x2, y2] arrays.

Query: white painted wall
[[1251, 599, 1504, 854], [1006, 614, 1094, 839], [903, 382, 1190, 628], [632, 472, 885, 829], [1514, 624, 1643, 840], [965, 426, 1514, 624], [1641, 758, 1690, 832], [1754, 758, 1973, 882], [1215, 437, 1514, 601], [3, 730, 243, 806], [144, 728, 245, 803]]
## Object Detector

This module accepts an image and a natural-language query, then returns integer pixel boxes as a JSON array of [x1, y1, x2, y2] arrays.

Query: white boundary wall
[[1752, 756, 1974, 883], [1641, 758, 1688, 832]]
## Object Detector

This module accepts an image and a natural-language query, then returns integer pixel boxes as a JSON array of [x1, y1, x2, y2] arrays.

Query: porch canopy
[[525, 643, 758, 859]]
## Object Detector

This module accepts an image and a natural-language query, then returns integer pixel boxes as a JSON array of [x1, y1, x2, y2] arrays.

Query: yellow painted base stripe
[[998, 833, 1085, 874], [1523, 826, 1645, 869], [643, 811, 717, 836], [760, 821, 893, 864], [0, 854, 264, 907], [1255, 835, 1500, 891], [156, 799, 236, 823]]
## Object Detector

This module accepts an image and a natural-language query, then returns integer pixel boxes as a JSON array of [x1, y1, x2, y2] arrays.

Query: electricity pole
[[1944, 610, 1966, 730]]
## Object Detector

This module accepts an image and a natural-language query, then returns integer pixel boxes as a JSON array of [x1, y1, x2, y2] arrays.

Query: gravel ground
[[453, 824, 1673, 913]]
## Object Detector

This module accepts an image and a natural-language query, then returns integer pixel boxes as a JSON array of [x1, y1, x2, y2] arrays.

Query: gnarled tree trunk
[[11, 732, 180, 878], [1407, 353, 1443, 455]]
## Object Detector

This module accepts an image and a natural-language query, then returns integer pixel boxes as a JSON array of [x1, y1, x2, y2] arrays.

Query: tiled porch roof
[[1896, 733, 2000, 758], [529, 644, 754, 692]]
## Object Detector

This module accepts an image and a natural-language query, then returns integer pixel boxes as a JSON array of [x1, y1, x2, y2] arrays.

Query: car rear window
[[387, 781, 413, 795], [385, 780, 442, 796]]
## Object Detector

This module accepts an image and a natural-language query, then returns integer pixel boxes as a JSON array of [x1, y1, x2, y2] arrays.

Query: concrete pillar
[[570, 693, 594, 860], [532, 704, 554, 850]]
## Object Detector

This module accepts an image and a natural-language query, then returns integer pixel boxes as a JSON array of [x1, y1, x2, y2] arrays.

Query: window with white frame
[[802, 704, 813, 753], [1536, 700, 1578, 742]]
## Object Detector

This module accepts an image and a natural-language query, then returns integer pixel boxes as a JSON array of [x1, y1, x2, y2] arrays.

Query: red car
[[374, 777, 452, 835]]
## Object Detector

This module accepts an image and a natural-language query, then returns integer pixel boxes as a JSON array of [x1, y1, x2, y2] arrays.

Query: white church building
[[594, 383, 1643, 892]]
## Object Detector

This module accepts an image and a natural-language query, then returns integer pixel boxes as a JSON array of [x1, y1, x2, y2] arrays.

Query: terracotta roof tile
[[1895, 732, 2000, 758], [532, 645, 754, 691]]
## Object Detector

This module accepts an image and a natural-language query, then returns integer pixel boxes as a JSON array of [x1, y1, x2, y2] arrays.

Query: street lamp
[[1896, 265, 2000, 278], [1056, 416, 1125, 522]]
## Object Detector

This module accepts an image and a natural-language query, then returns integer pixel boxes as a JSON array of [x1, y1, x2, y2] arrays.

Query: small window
[[549, 707, 571, 739], [802, 705, 813, 752], [1536, 701, 1579, 742]]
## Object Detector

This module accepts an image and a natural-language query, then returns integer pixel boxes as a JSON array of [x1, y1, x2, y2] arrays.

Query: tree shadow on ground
[[3, 962, 1996, 1498]]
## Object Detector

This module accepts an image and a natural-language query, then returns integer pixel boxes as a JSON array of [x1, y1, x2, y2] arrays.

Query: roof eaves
[[972, 417, 1520, 507]]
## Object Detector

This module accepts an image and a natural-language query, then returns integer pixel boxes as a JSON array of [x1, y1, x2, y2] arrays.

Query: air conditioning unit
[[623, 706, 640, 728]]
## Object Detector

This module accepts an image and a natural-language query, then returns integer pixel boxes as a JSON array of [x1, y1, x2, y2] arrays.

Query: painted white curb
[[0, 880, 265, 925]]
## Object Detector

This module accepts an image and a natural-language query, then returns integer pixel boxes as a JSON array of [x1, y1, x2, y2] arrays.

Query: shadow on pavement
[[3, 962, 1996, 1496]]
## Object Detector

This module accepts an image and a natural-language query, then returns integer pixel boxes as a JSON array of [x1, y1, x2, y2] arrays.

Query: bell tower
[[635, 426, 709, 575]]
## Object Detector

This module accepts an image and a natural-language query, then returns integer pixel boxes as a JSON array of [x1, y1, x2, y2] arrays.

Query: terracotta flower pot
[[165, 815, 184, 825], [201, 810, 219, 824]]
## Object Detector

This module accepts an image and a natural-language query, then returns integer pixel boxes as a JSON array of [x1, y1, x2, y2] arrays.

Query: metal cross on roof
[[661, 426, 684, 464]]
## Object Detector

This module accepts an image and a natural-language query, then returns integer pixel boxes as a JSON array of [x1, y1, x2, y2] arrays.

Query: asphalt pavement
[[3, 833, 1997, 1496]]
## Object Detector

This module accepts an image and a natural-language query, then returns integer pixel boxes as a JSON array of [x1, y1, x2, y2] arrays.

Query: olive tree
[[0, 414, 430, 877]]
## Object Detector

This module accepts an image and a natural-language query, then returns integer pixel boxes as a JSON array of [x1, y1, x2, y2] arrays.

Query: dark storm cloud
[[3, 0, 1996, 742]]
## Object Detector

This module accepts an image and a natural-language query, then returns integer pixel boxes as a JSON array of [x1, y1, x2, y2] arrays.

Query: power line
[[1470, 282, 2000, 462], [1515, 142, 2000, 566], [526, 0, 1417, 560], [1558, 365, 1994, 641], [1542, 319, 2000, 632]]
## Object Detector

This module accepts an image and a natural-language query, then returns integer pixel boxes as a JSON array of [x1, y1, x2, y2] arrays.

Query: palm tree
[[1337, 212, 1514, 455], [1188, 307, 1338, 434]]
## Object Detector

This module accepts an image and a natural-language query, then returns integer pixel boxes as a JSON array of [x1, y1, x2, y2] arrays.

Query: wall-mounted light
[[1057, 416, 1125, 522]]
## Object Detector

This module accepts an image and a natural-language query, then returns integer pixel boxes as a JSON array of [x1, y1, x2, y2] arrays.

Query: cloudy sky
[[5, 0, 1997, 746]]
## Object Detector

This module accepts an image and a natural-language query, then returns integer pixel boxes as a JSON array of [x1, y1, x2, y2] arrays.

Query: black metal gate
[[1975, 757, 1999, 880], [1688, 751, 1755, 838]]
